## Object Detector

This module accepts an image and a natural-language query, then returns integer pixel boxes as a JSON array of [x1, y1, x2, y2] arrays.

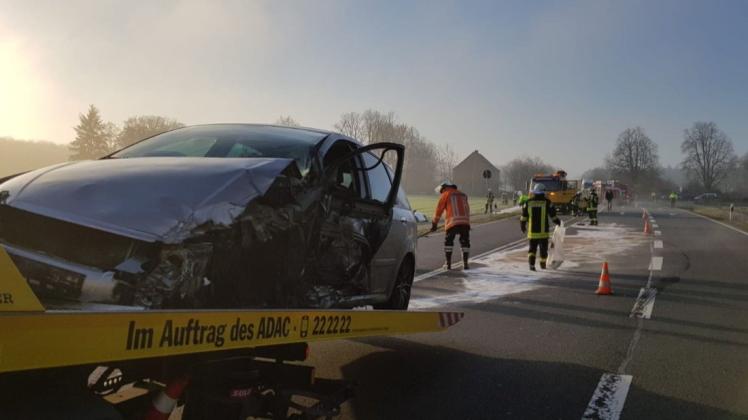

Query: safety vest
[[587, 194, 598, 211], [521, 196, 557, 239], [433, 187, 470, 230]]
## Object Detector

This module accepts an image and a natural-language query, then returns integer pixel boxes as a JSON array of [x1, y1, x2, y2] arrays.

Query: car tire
[[374, 257, 414, 310]]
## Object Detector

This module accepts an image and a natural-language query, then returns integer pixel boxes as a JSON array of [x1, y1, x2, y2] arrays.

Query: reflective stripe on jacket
[[587, 194, 598, 211], [521, 196, 557, 239], [433, 187, 470, 230]]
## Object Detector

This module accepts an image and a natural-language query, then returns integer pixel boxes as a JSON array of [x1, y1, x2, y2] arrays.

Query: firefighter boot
[[540, 259, 547, 270], [444, 252, 452, 270], [529, 253, 536, 271], [463, 252, 470, 270]]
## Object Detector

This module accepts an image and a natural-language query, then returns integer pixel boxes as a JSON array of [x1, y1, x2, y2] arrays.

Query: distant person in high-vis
[[669, 192, 678, 208], [520, 184, 561, 271], [431, 181, 471, 270]]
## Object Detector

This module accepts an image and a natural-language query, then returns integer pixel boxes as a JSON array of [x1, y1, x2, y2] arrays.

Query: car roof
[[185, 123, 332, 142]]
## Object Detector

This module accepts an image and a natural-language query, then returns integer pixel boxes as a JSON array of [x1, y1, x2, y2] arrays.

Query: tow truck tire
[[375, 256, 414, 310]]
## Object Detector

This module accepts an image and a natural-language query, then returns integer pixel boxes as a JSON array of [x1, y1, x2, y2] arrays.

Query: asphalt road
[[308, 204, 748, 419]]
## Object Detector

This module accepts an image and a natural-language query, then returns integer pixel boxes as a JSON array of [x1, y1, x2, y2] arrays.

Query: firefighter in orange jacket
[[431, 181, 471, 269]]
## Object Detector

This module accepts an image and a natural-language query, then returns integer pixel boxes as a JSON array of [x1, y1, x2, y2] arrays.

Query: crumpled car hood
[[0, 157, 294, 243]]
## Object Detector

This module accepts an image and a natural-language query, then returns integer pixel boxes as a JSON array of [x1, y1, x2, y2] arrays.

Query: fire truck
[[530, 170, 580, 214]]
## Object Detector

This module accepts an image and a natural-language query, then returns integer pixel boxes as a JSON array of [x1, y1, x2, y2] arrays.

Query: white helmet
[[532, 183, 546, 195], [435, 180, 455, 194]]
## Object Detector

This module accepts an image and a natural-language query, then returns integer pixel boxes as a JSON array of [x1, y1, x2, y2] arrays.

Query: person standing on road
[[669, 191, 678, 208], [520, 184, 561, 271], [485, 189, 495, 214], [431, 181, 471, 270], [605, 189, 614, 211], [588, 190, 599, 225]]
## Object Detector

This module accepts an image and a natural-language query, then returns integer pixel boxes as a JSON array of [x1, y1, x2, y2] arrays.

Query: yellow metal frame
[[0, 247, 463, 374]]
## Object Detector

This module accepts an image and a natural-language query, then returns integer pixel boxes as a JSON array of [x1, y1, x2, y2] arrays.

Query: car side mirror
[[413, 210, 428, 223]]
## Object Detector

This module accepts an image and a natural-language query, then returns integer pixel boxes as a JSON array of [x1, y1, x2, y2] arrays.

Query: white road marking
[[648, 256, 663, 271], [654, 240, 663, 249], [687, 210, 748, 237], [630, 287, 657, 319], [654, 230, 662, 236], [581, 374, 633, 420], [649, 218, 656, 223], [651, 223, 659, 228]]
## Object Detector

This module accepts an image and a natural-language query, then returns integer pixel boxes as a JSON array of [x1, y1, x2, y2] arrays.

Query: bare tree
[[681, 122, 737, 191], [334, 112, 364, 138], [502, 156, 555, 191], [436, 143, 459, 182], [581, 166, 611, 182], [605, 127, 660, 189], [116, 115, 184, 148], [275, 115, 301, 127]]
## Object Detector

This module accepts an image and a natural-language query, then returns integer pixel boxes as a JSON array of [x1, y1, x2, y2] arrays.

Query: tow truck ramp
[[0, 245, 464, 419]]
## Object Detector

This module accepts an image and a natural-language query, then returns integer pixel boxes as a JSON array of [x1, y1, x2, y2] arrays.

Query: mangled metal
[[0, 160, 393, 310], [0, 124, 406, 310]]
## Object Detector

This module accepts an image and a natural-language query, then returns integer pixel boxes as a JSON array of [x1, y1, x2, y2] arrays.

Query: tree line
[[69, 105, 184, 160], [583, 122, 748, 198]]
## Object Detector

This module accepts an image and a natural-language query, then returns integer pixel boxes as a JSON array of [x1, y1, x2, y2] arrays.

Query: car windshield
[[111, 125, 325, 176]]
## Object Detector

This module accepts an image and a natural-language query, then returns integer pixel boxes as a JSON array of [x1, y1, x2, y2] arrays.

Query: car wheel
[[375, 257, 414, 310]]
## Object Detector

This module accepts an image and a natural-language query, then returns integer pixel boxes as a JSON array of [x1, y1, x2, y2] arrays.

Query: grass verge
[[688, 205, 748, 233]]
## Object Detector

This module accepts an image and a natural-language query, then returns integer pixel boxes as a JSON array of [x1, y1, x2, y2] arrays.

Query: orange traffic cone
[[643, 219, 652, 234], [144, 375, 190, 420], [596, 262, 613, 295]]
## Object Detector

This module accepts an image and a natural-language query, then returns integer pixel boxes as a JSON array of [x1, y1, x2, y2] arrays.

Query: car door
[[361, 151, 401, 294], [322, 142, 405, 293]]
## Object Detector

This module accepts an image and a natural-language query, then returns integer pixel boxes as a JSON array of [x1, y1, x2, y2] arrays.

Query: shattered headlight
[[134, 243, 213, 308]]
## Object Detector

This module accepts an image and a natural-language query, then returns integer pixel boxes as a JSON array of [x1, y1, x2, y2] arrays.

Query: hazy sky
[[1, 0, 747, 175]]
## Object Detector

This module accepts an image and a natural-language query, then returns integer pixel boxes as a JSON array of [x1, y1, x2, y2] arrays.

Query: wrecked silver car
[[0, 124, 417, 310]]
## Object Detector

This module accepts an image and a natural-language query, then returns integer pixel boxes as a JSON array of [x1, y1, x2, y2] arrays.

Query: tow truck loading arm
[[0, 246, 464, 419], [0, 246, 463, 373]]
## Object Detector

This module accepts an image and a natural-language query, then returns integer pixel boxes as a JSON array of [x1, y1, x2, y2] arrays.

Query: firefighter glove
[[520, 221, 527, 233]]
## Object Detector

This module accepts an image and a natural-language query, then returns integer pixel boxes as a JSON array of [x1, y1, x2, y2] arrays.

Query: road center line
[[654, 240, 663, 249], [648, 256, 663, 271], [581, 374, 633, 420], [654, 230, 662, 236], [630, 287, 657, 319]]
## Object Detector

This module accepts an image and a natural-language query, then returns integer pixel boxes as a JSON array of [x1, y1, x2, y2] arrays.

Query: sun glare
[[0, 38, 45, 139]]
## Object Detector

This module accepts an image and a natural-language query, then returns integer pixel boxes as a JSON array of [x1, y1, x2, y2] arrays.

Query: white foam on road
[[409, 248, 554, 309], [411, 223, 647, 309], [654, 240, 663, 249], [581, 374, 633, 420]]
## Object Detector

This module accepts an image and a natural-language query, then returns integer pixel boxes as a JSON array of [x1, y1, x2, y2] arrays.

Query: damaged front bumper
[[2, 242, 126, 304]]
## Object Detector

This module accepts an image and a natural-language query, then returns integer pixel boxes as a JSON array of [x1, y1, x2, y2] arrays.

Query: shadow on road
[[342, 336, 741, 420]]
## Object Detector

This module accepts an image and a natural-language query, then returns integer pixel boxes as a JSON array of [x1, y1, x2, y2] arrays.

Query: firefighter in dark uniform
[[588, 189, 599, 225], [520, 184, 561, 271]]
